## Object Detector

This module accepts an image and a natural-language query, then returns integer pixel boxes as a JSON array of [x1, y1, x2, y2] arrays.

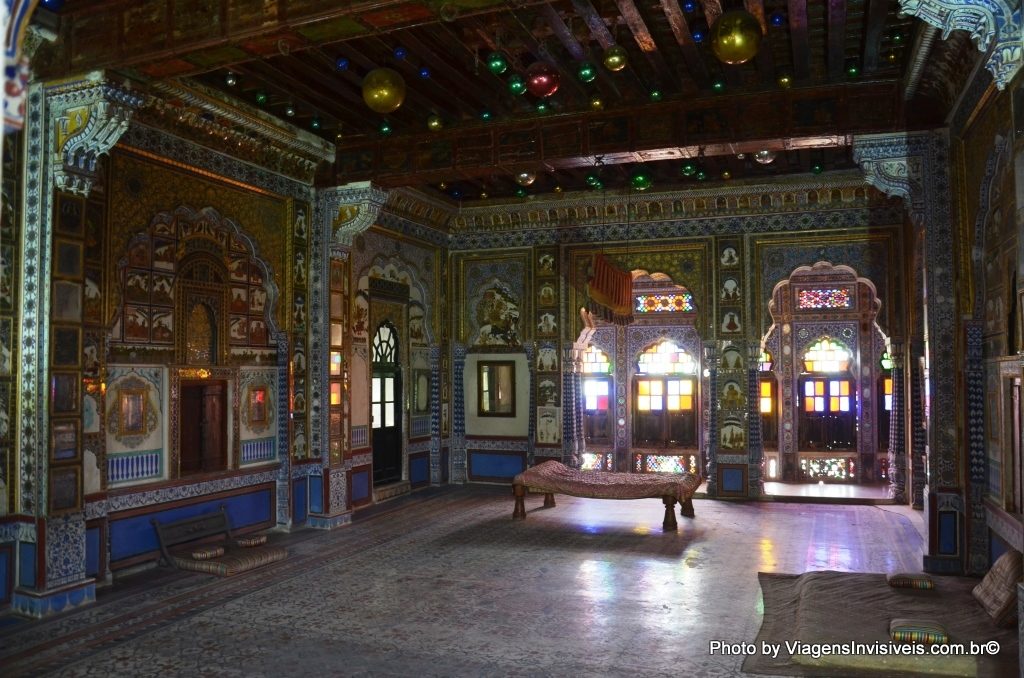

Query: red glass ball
[[525, 62, 560, 98]]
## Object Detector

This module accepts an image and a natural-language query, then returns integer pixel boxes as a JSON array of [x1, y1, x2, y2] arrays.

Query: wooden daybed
[[152, 506, 286, 577], [512, 460, 701, 531]]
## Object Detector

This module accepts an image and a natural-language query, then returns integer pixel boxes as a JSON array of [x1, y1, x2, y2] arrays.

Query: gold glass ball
[[603, 45, 628, 72], [515, 171, 537, 186], [710, 10, 762, 65], [362, 68, 406, 114], [426, 114, 444, 132]]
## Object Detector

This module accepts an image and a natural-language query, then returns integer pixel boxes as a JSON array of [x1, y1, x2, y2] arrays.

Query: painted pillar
[[746, 344, 764, 498], [703, 341, 719, 497], [887, 340, 907, 503], [13, 75, 142, 616], [308, 182, 385, 528], [964, 320, 988, 575], [854, 131, 963, 573]]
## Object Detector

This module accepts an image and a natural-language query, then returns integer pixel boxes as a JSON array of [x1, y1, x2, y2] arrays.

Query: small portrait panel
[[537, 312, 557, 335], [249, 262, 263, 286], [538, 282, 556, 307], [719, 246, 739, 268], [49, 465, 81, 514], [126, 240, 150, 269], [124, 306, 150, 342], [152, 238, 176, 271], [537, 252, 556, 274], [249, 319, 268, 345], [228, 255, 248, 282], [720, 277, 741, 302], [151, 272, 174, 306], [537, 346, 559, 372], [83, 269, 103, 323], [55, 239, 84, 279], [230, 286, 249, 314], [229, 316, 248, 344], [721, 380, 744, 409], [52, 280, 82, 322], [151, 310, 173, 343], [51, 326, 81, 367], [721, 310, 742, 334], [721, 346, 743, 370], [249, 286, 267, 314], [83, 200, 105, 262], [51, 372, 80, 415], [124, 269, 150, 304], [56, 193, 85, 236]]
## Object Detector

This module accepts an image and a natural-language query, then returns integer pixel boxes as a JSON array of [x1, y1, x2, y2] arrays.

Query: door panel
[[372, 371, 403, 485], [179, 380, 227, 475]]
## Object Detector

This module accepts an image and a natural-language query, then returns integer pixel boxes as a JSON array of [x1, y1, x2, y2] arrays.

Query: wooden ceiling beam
[[863, 0, 891, 73], [615, 0, 676, 91], [571, 0, 616, 50], [660, 0, 709, 86], [744, 0, 775, 83], [39, 0, 556, 79], [826, 0, 847, 79], [787, 0, 811, 81], [233, 59, 365, 128], [541, 4, 623, 102], [397, 30, 508, 115], [335, 80, 901, 185]]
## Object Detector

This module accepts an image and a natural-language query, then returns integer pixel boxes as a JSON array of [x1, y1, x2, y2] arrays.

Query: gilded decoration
[[105, 377, 158, 449], [243, 381, 273, 435], [108, 151, 289, 329]]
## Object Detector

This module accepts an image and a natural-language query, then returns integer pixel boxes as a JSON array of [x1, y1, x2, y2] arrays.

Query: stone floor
[[0, 486, 928, 677]]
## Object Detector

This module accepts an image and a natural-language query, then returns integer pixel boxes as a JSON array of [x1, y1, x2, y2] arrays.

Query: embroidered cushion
[[972, 549, 1022, 627], [191, 545, 225, 560], [886, 572, 935, 590], [889, 618, 948, 645], [236, 534, 268, 548]]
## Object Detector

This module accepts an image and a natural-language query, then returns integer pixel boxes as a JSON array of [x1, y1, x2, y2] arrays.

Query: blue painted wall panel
[[309, 476, 324, 514], [293, 477, 308, 525], [110, 488, 272, 562], [85, 527, 101, 578], [938, 511, 958, 556], [351, 470, 370, 502], [722, 468, 744, 493], [0, 547, 11, 604], [469, 452, 524, 479], [18, 542, 35, 588], [410, 456, 429, 485]]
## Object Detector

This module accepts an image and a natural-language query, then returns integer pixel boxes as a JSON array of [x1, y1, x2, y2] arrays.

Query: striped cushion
[[191, 545, 225, 560], [889, 618, 948, 645], [972, 549, 1022, 627], [236, 534, 267, 548], [173, 546, 287, 576], [886, 572, 934, 590]]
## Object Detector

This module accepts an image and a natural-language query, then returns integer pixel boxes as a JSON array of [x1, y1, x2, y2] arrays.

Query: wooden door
[[179, 380, 227, 475]]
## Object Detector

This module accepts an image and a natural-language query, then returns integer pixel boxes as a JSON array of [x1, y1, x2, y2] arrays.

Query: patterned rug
[[0, 487, 929, 677]]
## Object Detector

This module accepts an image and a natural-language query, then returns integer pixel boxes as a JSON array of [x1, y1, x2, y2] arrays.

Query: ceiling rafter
[[743, 0, 775, 83], [659, 0, 709, 87], [787, 0, 811, 81], [826, 0, 847, 79], [615, 0, 676, 91], [863, 0, 891, 73]]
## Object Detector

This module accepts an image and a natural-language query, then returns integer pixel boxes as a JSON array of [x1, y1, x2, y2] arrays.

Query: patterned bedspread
[[513, 460, 701, 501]]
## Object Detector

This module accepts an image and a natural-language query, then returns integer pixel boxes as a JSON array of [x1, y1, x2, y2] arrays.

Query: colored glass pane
[[646, 455, 685, 473], [582, 345, 611, 373], [759, 350, 773, 371], [800, 457, 854, 480], [638, 341, 697, 375], [635, 292, 695, 313], [797, 288, 852, 309], [803, 338, 851, 373], [880, 352, 893, 371]]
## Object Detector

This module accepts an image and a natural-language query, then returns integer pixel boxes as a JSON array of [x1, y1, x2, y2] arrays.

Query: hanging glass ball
[[336, 57, 350, 71], [777, 71, 793, 89], [590, 95, 604, 110], [845, 59, 861, 78], [585, 173, 600, 186], [754, 149, 776, 164], [526, 62, 560, 98], [683, 0, 697, 12], [451, 188, 462, 199], [426, 114, 444, 132], [393, 46, 408, 60], [255, 91, 268, 105], [479, 110, 493, 121], [721, 170, 732, 180], [419, 67, 431, 79], [486, 51, 508, 75], [695, 169, 707, 181], [769, 12, 786, 27], [378, 121, 392, 136], [692, 21, 708, 43], [225, 72, 237, 86], [681, 161, 697, 177], [710, 10, 762, 65], [649, 89, 663, 102], [603, 45, 628, 72], [712, 78, 725, 93], [362, 67, 406, 114], [811, 163, 824, 175], [630, 171, 652, 191], [310, 118, 321, 130], [577, 61, 597, 83], [515, 171, 537, 186], [515, 187, 527, 198], [507, 74, 527, 95]]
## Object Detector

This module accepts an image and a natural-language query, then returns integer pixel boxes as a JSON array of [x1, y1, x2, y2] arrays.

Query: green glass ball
[[696, 170, 707, 181], [712, 79, 725, 93], [379, 121, 392, 136], [480, 110, 492, 121], [585, 173, 600, 186], [649, 89, 663, 102], [630, 172, 652, 191], [577, 62, 597, 83], [681, 162, 697, 177], [811, 163, 824, 175], [508, 74, 527, 95], [487, 51, 508, 75], [515, 187, 527, 198]]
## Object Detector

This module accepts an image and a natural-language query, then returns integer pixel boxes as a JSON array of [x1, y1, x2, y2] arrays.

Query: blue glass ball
[[336, 58, 350, 71], [682, 0, 697, 12], [770, 12, 786, 27], [419, 67, 431, 79], [393, 47, 407, 60]]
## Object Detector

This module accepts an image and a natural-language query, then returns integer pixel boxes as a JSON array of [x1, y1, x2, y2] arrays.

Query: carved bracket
[[318, 182, 388, 246], [49, 77, 145, 196], [851, 132, 934, 224], [898, 0, 1022, 90]]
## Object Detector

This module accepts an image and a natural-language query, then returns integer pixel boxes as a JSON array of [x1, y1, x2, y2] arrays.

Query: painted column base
[[12, 579, 95, 618], [307, 512, 352, 530]]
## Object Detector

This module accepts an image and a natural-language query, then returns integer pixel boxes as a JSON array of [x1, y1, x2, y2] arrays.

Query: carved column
[[562, 343, 585, 467], [898, 0, 1022, 90], [887, 341, 907, 503], [964, 321, 987, 575], [853, 131, 963, 573], [909, 342, 928, 508], [452, 343, 467, 483], [746, 344, 764, 498], [703, 342, 719, 497], [307, 182, 385, 529]]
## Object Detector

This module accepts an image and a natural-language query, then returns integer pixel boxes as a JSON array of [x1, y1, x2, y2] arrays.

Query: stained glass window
[[758, 350, 773, 372], [880, 351, 893, 371], [637, 341, 697, 375], [581, 452, 613, 471], [635, 292, 695, 313], [797, 288, 852, 309], [883, 377, 893, 411], [803, 379, 850, 412], [582, 345, 611, 373], [759, 380, 773, 413], [800, 457, 855, 480], [645, 455, 686, 473], [803, 338, 851, 372], [583, 379, 609, 411]]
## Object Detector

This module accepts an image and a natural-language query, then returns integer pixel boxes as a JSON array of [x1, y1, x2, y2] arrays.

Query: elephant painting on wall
[[537, 346, 558, 371]]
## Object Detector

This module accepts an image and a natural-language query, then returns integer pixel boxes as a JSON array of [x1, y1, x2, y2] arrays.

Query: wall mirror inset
[[478, 361, 516, 417], [119, 388, 147, 435], [413, 369, 431, 415]]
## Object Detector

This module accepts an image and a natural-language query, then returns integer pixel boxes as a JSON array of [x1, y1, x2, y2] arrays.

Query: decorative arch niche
[[763, 261, 889, 483]]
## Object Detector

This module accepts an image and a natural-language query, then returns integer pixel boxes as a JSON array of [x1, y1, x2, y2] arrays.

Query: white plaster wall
[[464, 353, 529, 437]]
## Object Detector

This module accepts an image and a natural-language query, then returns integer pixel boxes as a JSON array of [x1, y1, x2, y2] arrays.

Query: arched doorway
[[371, 321, 402, 486]]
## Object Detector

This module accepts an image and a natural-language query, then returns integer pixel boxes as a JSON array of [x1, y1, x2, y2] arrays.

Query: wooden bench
[[512, 460, 700, 532], [152, 506, 286, 576]]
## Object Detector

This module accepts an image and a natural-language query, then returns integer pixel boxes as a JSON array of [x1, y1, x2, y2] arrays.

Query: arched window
[[633, 341, 698, 448], [372, 322, 397, 364], [799, 337, 856, 452], [581, 344, 612, 445]]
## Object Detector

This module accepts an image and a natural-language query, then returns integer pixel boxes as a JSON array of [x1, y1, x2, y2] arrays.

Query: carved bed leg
[[680, 497, 695, 518], [513, 484, 526, 520], [543, 493, 556, 508], [662, 496, 678, 532]]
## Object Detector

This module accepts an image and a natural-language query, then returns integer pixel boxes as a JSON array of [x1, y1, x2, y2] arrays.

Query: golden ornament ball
[[603, 45, 628, 72], [710, 10, 762, 65], [362, 67, 406, 114]]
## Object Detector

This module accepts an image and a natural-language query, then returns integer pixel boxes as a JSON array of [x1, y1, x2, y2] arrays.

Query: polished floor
[[763, 481, 892, 501], [0, 486, 928, 677]]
